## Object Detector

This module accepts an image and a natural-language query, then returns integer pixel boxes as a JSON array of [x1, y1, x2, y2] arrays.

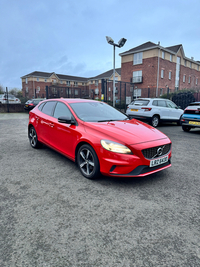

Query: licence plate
[[150, 156, 168, 167], [189, 121, 200, 126], [131, 109, 138, 112]]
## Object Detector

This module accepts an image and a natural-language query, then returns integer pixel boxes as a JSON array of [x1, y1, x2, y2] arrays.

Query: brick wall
[[0, 104, 25, 113]]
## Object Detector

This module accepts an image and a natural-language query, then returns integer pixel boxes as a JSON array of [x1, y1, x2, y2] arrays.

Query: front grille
[[142, 143, 171, 159]]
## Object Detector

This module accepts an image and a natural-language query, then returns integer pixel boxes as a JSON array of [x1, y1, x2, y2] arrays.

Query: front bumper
[[98, 140, 172, 177]]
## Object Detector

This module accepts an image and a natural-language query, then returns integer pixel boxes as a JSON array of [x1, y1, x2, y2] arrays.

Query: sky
[[1, 0, 200, 90]]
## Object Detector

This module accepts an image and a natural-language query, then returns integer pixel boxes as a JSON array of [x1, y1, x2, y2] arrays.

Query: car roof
[[133, 98, 168, 101], [44, 98, 100, 104]]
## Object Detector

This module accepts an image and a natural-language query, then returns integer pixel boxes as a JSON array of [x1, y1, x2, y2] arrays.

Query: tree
[[0, 85, 4, 94]]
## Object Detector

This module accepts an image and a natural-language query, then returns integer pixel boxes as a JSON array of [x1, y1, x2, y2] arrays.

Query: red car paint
[[28, 98, 171, 179]]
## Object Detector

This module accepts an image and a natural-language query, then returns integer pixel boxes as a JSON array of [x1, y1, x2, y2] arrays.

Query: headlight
[[101, 140, 132, 154]]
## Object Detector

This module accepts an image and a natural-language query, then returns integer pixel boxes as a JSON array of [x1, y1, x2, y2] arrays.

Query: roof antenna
[[158, 41, 160, 46]]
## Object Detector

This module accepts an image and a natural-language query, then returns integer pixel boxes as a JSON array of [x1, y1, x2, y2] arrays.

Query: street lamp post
[[106, 36, 127, 107]]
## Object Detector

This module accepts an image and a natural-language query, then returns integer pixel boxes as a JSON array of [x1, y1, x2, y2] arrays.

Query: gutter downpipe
[[156, 42, 160, 98]]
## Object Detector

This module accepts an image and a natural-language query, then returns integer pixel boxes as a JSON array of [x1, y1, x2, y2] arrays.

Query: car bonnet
[[84, 119, 169, 145]]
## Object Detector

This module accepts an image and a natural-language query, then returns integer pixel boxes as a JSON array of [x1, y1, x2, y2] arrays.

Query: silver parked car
[[126, 98, 183, 127], [0, 94, 21, 104]]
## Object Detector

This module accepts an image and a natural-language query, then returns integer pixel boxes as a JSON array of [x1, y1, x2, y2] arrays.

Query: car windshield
[[130, 99, 150, 106], [70, 101, 128, 122]]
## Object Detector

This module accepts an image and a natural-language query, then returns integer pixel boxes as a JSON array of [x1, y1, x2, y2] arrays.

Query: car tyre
[[77, 144, 100, 179], [151, 115, 160, 127], [182, 125, 191, 132], [29, 126, 42, 148]]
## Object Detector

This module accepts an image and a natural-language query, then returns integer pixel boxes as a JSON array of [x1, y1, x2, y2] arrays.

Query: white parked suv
[[0, 94, 21, 104], [126, 98, 184, 127]]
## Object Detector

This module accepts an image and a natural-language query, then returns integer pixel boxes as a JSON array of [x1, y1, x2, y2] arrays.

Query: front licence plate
[[189, 121, 200, 126], [150, 155, 168, 167], [131, 109, 138, 112]]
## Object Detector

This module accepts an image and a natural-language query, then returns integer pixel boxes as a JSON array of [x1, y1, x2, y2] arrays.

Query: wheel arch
[[75, 141, 99, 164]]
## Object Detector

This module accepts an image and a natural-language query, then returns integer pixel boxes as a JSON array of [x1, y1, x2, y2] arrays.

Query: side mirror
[[58, 116, 76, 125]]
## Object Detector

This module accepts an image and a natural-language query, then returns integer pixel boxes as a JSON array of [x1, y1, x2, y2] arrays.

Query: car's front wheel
[[182, 125, 191, 132], [77, 144, 100, 179], [29, 126, 42, 148], [151, 115, 160, 127]]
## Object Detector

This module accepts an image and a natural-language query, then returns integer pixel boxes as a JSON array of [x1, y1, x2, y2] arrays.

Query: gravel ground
[[0, 113, 200, 267]]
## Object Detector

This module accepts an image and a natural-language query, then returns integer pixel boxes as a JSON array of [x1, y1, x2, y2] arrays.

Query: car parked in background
[[28, 98, 172, 180], [181, 102, 200, 132], [126, 98, 183, 127], [0, 94, 21, 104], [24, 98, 45, 111]]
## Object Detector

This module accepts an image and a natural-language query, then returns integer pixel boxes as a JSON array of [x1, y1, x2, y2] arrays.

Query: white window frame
[[161, 69, 164, 78], [133, 52, 143, 65], [169, 71, 172, 80], [188, 76, 191, 84], [133, 70, 142, 83], [162, 51, 165, 59], [170, 55, 173, 62], [183, 75, 186, 83]]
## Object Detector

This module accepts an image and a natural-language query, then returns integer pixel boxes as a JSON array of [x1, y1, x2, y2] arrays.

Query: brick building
[[21, 41, 200, 101], [120, 41, 200, 98], [21, 69, 121, 100]]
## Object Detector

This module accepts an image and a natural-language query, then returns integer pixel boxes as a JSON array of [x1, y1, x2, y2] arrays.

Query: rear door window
[[157, 100, 167, 107], [41, 101, 56, 116]]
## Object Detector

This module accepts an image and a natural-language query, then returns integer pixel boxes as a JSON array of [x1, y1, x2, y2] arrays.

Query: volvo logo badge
[[157, 147, 163, 156]]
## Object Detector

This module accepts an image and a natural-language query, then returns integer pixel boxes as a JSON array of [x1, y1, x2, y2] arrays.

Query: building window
[[37, 78, 39, 82], [44, 79, 47, 82], [133, 52, 143, 65], [160, 88, 163, 96], [170, 55, 173, 62], [25, 78, 28, 84], [74, 82, 78, 86], [161, 69, 164, 78], [133, 70, 142, 83], [188, 76, 191, 84], [162, 51, 165, 59], [190, 62, 192, 68], [90, 80, 93, 84], [184, 60, 187, 67], [26, 87, 28, 92], [60, 81, 63, 84], [169, 71, 172, 80], [75, 89, 78, 95], [67, 81, 70, 86], [175, 57, 181, 89], [183, 75, 186, 83], [95, 80, 98, 86], [198, 65, 199, 71]]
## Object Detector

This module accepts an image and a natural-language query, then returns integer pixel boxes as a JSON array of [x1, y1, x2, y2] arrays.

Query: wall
[[0, 104, 25, 113]]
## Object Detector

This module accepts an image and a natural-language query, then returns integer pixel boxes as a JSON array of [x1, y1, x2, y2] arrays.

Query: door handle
[[49, 123, 54, 128]]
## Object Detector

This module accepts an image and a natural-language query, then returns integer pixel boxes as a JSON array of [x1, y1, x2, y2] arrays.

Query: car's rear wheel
[[151, 115, 160, 127], [77, 144, 100, 179], [29, 126, 42, 148], [182, 125, 191, 132]]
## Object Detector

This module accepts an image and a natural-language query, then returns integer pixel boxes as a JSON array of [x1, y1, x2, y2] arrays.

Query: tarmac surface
[[0, 113, 200, 267]]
